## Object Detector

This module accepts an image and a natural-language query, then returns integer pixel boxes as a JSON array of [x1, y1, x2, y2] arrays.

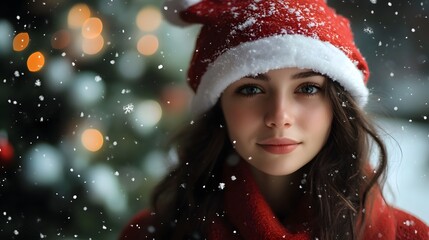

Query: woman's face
[[221, 67, 333, 176]]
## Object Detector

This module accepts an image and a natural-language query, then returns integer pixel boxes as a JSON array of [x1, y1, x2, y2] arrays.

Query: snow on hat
[[163, 0, 370, 116]]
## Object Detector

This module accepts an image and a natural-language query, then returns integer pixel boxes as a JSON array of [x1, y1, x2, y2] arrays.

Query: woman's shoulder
[[364, 188, 428, 239], [119, 209, 160, 239], [390, 206, 429, 240]]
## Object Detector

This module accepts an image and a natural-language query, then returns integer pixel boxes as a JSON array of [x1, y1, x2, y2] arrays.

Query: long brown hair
[[307, 79, 387, 239], [150, 80, 387, 239]]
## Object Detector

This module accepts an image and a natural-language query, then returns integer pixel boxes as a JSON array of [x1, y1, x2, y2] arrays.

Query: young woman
[[120, 0, 429, 239]]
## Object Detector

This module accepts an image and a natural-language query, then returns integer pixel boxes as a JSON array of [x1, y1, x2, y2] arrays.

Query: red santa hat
[[163, 0, 370, 116]]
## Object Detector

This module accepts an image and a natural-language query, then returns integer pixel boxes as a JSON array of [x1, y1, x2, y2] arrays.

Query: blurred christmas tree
[[0, 0, 197, 239]]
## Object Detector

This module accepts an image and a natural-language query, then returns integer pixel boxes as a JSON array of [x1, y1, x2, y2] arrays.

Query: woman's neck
[[250, 167, 303, 219]]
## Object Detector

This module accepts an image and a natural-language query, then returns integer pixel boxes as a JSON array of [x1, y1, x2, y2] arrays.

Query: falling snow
[[1, 1, 428, 239], [123, 103, 134, 114]]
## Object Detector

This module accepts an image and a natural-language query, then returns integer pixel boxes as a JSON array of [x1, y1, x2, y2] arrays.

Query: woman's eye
[[297, 84, 320, 95], [236, 85, 263, 96]]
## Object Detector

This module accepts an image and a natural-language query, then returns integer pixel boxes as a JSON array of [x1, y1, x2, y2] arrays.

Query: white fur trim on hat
[[163, 0, 203, 26], [191, 34, 368, 116]]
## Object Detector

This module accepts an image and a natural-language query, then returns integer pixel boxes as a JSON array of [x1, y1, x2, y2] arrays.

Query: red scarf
[[207, 159, 399, 240], [119, 159, 429, 239]]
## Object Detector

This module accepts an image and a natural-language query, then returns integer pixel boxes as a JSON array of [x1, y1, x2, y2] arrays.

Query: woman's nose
[[264, 95, 294, 128]]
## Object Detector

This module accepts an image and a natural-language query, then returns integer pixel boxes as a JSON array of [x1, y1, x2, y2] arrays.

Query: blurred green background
[[0, 0, 428, 239]]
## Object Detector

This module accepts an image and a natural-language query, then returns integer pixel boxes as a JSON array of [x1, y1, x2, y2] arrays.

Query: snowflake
[[123, 103, 134, 114], [403, 220, 415, 226], [121, 89, 131, 94], [363, 27, 374, 34]]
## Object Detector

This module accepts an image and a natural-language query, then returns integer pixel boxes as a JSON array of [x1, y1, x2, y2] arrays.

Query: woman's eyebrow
[[291, 71, 324, 79]]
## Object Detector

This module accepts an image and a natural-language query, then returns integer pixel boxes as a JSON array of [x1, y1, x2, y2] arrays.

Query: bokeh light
[[13, 32, 30, 52], [86, 165, 127, 214], [137, 34, 159, 56], [81, 128, 104, 152], [23, 144, 64, 186], [160, 86, 191, 114], [27, 51, 45, 72], [141, 151, 168, 178], [117, 51, 146, 80], [0, 139, 14, 164], [82, 34, 104, 55], [130, 100, 163, 135], [136, 6, 162, 32], [51, 29, 71, 49], [81, 17, 103, 39], [0, 20, 13, 55], [45, 57, 74, 92], [69, 72, 106, 107], [68, 3, 91, 29]]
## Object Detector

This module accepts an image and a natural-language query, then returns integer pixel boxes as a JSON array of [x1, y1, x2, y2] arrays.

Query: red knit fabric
[[119, 160, 429, 239], [207, 160, 309, 239]]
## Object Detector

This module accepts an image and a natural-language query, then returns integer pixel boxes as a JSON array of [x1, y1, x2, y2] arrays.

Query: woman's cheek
[[226, 106, 255, 128]]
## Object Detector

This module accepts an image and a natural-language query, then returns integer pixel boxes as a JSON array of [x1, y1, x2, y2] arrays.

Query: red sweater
[[120, 161, 429, 239]]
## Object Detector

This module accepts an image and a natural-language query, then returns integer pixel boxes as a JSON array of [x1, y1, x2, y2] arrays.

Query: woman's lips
[[257, 138, 301, 154]]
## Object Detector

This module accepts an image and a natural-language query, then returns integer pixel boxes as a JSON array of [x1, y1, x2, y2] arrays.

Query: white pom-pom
[[163, 0, 203, 27], [183, 0, 203, 8]]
